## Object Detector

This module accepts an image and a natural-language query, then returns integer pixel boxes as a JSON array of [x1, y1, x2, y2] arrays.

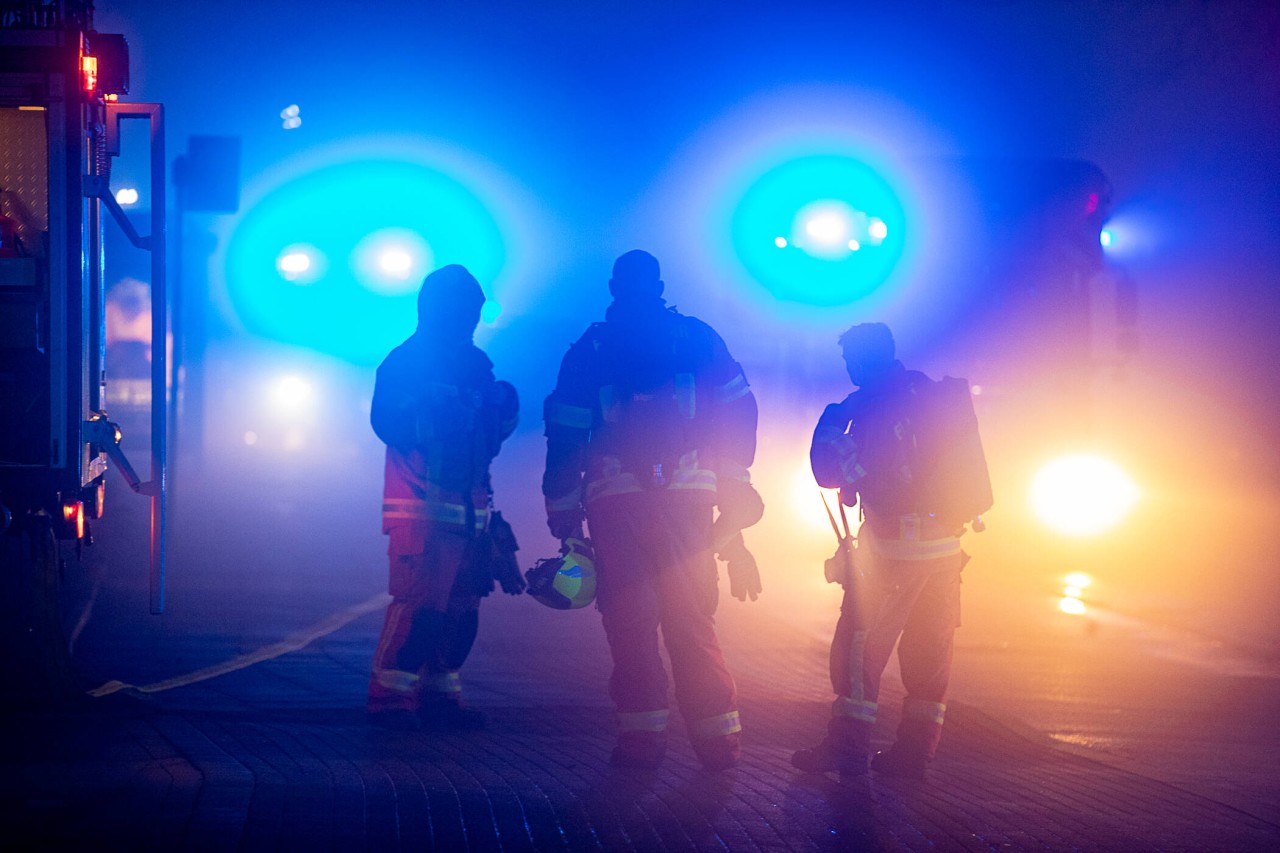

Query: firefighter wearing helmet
[[792, 322, 991, 779], [541, 250, 763, 770], [366, 264, 525, 731]]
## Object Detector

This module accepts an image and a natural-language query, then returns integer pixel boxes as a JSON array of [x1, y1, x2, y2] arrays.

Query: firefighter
[[792, 322, 990, 779], [366, 264, 524, 731], [542, 250, 761, 770]]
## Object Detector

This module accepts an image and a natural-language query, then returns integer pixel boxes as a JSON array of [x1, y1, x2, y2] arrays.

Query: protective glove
[[718, 533, 761, 602], [488, 511, 526, 595], [492, 550, 527, 595]]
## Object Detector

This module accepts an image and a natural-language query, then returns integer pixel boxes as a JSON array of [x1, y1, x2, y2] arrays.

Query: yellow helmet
[[525, 537, 597, 610]]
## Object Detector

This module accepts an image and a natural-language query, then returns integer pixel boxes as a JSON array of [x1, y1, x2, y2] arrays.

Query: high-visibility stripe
[[903, 698, 946, 726], [382, 499, 488, 530], [382, 498, 424, 517], [838, 455, 867, 484], [833, 695, 877, 724], [584, 467, 718, 501], [545, 400, 593, 430], [667, 469, 717, 492], [715, 371, 750, 404], [424, 671, 463, 695], [867, 534, 961, 561], [373, 668, 419, 694], [674, 373, 696, 418], [691, 710, 742, 740], [585, 473, 644, 502], [617, 709, 670, 733]]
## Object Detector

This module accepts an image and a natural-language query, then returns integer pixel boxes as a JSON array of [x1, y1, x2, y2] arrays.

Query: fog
[[92, 0, 1279, 657]]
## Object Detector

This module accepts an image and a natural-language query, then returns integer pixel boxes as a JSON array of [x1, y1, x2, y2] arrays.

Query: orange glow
[[81, 55, 98, 93], [63, 501, 85, 539], [1030, 454, 1140, 536], [1064, 571, 1093, 589], [1058, 596, 1086, 616]]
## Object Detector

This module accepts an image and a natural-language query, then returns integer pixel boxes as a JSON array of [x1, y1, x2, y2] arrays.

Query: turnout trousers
[[586, 491, 742, 752], [829, 551, 963, 758], [367, 524, 483, 713]]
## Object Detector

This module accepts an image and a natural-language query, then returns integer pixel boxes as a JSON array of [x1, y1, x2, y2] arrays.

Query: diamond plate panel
[[0, 106, 50, 252]]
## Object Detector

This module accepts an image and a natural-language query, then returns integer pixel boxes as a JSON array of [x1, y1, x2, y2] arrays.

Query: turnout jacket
[[372, 333, 518, 539], [542, 296, 757, 515]]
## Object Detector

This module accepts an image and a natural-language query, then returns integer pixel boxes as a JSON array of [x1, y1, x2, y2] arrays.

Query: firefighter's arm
[[370, 355, 419, 450], [541, 348, 593, 539], [810, 397, 862, 489]]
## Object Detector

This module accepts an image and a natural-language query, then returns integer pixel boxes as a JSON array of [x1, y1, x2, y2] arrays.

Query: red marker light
[[81, 55, 98, 92], [62, 501, 85, 539]]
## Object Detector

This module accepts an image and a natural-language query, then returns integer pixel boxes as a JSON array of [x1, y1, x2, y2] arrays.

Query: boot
[[870, 740, 928, 780], [694, 732, 741, 771], [872, 703, 941, 779], [791, 717, 869, 776]]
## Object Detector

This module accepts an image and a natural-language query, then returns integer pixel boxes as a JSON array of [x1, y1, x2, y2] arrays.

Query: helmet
[[525, 537, 597, 610]]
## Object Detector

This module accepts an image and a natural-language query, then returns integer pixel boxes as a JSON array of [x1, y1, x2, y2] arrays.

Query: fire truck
[[1, 0, 165, 705]]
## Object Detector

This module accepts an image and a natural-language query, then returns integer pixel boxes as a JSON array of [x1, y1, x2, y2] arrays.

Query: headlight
[[1030, 453, 1140, 537]]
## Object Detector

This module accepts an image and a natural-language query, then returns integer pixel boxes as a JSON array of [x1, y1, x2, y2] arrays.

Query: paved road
[[2, 472, 1277, 851]]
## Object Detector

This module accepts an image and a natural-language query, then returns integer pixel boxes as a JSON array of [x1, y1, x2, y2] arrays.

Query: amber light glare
[[63, 501, 85, 539], [1029, 454, 1140, 537], [81, 55, 98, 92]]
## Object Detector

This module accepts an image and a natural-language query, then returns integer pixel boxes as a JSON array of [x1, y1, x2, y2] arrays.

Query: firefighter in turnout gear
[[367, 264, 524, 731], [792, 323, 991, 779], [542, 250, 761, 770]]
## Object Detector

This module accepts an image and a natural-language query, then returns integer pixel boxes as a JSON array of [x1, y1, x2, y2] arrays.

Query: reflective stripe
[[585, 472, 644, 502], [716, 461, 750, 485], [382, 498, 427, 521], [715, 371, 750, 404], [373, 668, 419, 694], [833, 695, 878, 724], [838, 455, 867, 484], [584, 467, 717, 501], [545, 400, 593, 430], [545, 487, 583, 513], [844, 629, 869, 704], [903, 698, 946, 726], [674, 373, 696, 418], [383, 499, 488, 530], [667, 469, 717, 492], [691, 710, 742, 740], [424, 671, 462, 695], [868, 534, 962, 561], [617, 709, 670, 733]]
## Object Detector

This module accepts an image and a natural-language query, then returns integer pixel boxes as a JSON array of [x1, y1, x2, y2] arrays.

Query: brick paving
[[2, 591, 1277, 852]]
